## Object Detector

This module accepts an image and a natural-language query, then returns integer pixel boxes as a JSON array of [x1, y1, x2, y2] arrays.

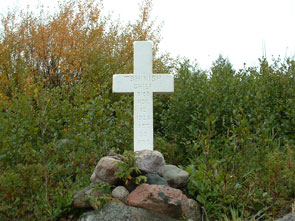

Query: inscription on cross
[[113, 41, 174, 151]]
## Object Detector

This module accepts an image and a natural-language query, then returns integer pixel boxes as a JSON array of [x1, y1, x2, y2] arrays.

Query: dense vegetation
[[1, 0, 295, 220], [162, 57, 295, 220]]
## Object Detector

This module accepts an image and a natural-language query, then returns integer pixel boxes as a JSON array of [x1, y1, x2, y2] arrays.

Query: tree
[[0, 0, 163, 97]]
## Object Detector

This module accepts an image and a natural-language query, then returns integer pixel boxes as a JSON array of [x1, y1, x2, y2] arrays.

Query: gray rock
[[90, 156, 122, 185], [73, 184, 106, 209], [276, 213, 295, 221], [112, 186, 129, 203], [135, 150, 165, 176], [185, 199, 202, 221], [164, 164, 190, 188], [86, 187, 107, 210], [72, 184, 94, 208], [145, 173, 169, 186], [79, 202, 178, 221]]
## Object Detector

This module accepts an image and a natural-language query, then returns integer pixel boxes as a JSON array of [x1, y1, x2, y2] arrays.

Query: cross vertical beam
[[134, 42, 153, 150], [113, 41, 174, 151]]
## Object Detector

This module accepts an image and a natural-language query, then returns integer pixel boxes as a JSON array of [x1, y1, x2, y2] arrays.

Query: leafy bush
[[115, 150, 147, 186], [159, 57, 295, 219], [0, 0, 167, 220]]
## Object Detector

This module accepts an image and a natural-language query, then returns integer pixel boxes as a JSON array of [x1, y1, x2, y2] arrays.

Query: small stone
[[73, 184, 106, 210], [72, 184, 94, 208], [164, 164, 190, 188], [86, 187, 112, 210], [145, 173, 169, 186], [127, 184, 189, 218], [112, 186, 129, 203], [90, 156, 122, 185], [185, 199, 202, 221], [135, 150, 165, 176]]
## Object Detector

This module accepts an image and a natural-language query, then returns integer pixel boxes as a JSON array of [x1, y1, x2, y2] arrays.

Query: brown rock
[[127, 184, 189, 218], [90, 156, 122, 185], [135, 150, 165, 176]]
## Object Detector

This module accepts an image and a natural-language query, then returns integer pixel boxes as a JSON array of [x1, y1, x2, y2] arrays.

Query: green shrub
[[158, 56, 295, 219]]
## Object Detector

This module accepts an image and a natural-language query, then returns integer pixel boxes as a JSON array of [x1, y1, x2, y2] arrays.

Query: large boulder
[[79, 202, 178, 221], [90, 156, 122, 185], [135, 150, 165, 176], [164, 164, 190, 188], [127, 184, 189, 219]]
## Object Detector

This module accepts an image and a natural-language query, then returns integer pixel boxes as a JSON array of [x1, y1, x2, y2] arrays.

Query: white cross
[[112, 41, 174, 151]]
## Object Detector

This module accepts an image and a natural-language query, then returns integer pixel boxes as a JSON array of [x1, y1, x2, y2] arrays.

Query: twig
[[202, 206, 209, 221]]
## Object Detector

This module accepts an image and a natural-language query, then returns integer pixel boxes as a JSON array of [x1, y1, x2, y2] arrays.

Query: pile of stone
[[73, 150, 202, 221]]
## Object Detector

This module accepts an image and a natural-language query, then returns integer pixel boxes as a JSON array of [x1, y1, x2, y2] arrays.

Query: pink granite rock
[[127, 184, 189, 218], [90, 156, 122, 185], [135, 150, 165, 176]]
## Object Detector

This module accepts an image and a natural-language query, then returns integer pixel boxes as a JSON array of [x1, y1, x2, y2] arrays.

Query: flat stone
[[164, 164, 190, 188], [90, 156, 122, 185], [135, 150, 165, 176], [127, 184, 189, 219], [79, 202, 178, 221], [145, 173, 169, 186], [111, 186, 129, 203]]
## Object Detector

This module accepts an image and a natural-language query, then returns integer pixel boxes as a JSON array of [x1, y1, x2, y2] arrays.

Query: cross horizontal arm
[[113, 74, 134, 93], [151, 74, 174, 93], [113, 74, 174, 93]]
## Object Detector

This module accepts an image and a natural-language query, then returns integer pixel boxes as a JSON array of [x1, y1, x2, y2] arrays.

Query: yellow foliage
[[0, 0, 161, 97]]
